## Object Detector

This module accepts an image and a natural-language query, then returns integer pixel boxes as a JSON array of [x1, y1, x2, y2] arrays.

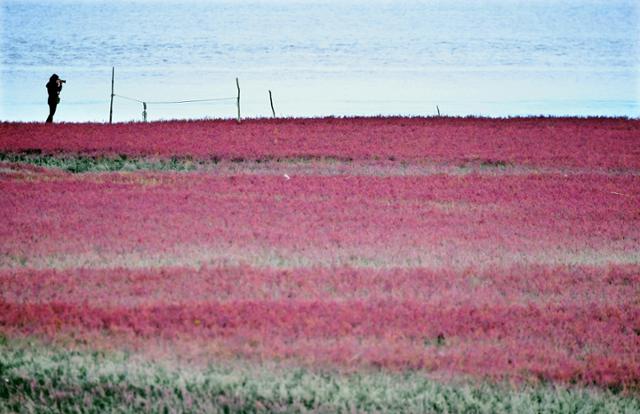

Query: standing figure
[[45, 74, 65, 123]]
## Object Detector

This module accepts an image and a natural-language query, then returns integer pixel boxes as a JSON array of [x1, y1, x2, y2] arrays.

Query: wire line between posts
[[114, 95, 236, 105], [112, 94, 237, 121], [109, 69, 239, 122]]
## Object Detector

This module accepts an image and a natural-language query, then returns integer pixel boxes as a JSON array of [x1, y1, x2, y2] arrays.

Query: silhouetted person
[[46, 74, 65, 123]]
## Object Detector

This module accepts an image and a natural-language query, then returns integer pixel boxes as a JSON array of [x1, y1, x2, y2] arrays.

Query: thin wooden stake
[[236, 77, 241, 123], [142, 102, 147, 122], [109, 67, 115, 124], [269, 90, 276, 118], [436, 105, 440, 116]]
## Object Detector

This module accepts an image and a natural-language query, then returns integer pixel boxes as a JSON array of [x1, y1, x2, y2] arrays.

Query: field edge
[[1, 335, 638, 413]]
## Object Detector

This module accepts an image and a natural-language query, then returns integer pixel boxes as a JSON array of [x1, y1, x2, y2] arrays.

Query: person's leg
[[46, 102, 57, 123]]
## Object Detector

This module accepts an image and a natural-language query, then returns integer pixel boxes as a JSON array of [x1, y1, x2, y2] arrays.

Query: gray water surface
[[1, 0, 639, 121]]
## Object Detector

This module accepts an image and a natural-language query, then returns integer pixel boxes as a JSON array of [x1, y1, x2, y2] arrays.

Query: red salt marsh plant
[[1, 264, 639, 389], [1, 265, 638, 308], [1, 164, 640, 389], [2, 115, 640, 400], [0, 118, 640, 412], [1, 117, 639, 169], [1, 168, 638, 269], [3, 338, 638, 413], [1, 291, 639, 388]]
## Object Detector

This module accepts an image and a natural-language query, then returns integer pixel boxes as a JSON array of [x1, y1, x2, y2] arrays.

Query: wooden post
[[142, 102, 147, 122], [269, 90, 276, 118], [236, 77, 241, 123], [436, 105, 440, 116], [109, 67, 115, 124]]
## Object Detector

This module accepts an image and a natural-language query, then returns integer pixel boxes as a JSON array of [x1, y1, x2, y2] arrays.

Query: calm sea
[[1, 0, 639, 122]]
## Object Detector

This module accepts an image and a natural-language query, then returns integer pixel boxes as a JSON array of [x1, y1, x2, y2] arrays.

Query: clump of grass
[[0, 152, 362, 174], [480, 159, 511, 169], [0, 152, 201, 173], [1, 337, 638, 413], [456, 158, 513, 172]]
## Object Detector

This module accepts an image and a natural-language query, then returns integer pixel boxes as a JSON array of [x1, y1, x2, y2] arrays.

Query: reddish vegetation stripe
[[2, 299, 638, 341], [2, 118, 640, 389], [2, 172, 639, 259], [1, 117, 639, 168], [2, 265, 638, 307], [1, 299, 639, 387]]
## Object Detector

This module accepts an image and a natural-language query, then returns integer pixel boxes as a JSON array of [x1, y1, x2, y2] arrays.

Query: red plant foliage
[[1, 118, 640, 389], [2, 265, 637, 308], [1, 117, 639, 169], [1, 287, 639, 387], [1, 171, 638, 263]]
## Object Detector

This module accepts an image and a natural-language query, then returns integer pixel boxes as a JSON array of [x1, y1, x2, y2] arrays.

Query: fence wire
[[112, 92, 238, 122], [114, 94, 236, 105]]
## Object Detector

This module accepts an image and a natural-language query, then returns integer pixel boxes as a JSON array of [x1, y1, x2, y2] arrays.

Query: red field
[[1, 117, 639, 168], [1, 117, 639, 395]]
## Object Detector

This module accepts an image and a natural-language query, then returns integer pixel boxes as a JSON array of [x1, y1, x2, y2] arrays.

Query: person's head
[[49, 74, 59, 82]]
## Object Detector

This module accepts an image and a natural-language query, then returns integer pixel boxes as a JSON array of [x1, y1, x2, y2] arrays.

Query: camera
[[59, 79, 67, 83]]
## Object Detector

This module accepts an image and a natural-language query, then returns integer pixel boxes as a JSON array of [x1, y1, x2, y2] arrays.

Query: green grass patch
[[0, 152, 206, 173], [1, 338, 638, 413], [0, 152, 359, 174]]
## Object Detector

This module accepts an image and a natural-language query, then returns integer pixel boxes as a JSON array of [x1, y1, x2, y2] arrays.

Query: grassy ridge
[[0, 152, 202, 173], [0, 152, 609, 176], [1, 337, 638, 413], [0, 152, 360, 173], [0, 152, 512, 174]]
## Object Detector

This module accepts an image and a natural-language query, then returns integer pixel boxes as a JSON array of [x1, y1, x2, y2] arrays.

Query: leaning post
[[269, 90, 276, 118], [109, 66, 115, 124], [236, 77, 241, 123]]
